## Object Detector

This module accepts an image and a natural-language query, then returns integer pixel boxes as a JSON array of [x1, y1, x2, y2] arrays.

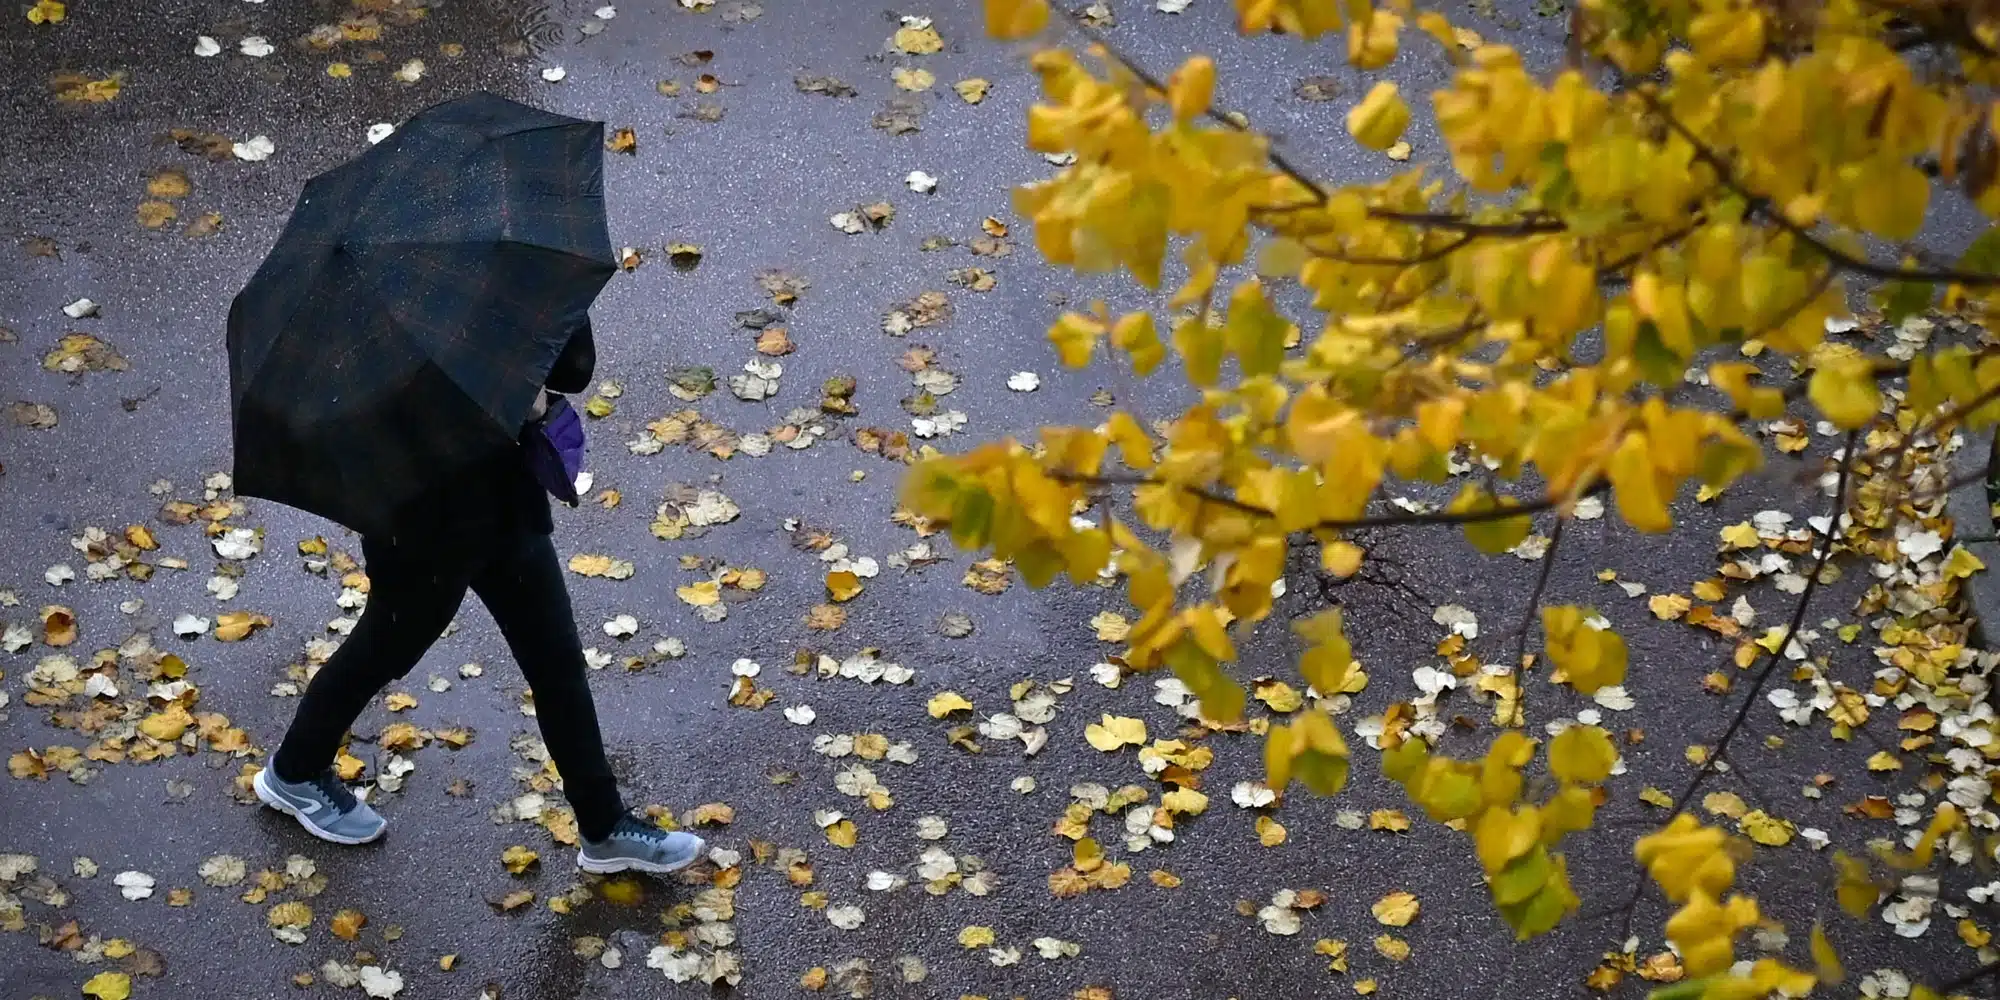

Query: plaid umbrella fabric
[[226, 92, 616, 537]]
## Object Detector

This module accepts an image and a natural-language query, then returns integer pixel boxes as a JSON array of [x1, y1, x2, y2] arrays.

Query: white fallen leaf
[[393, 58, 425, 83], [784, 704, 817, 725], [905, 170, 938, 194], [1432, 604, 1479, 639], [827, 904, 865, 929], [63, 298, 99, 319], [232, 135, 275, 162], [915, 815, 948, 840], [542, 66, 567, 82], [239, 35, 275, 57], [1157, 0, 1193, 10], [194, 35, 222, 57], [359, 966, 403, 999], [603, 614, 639, 638], [595, 4, 617, 16], [366, 123, 395, 144], [730, 657, 761, 677], [114, 870, 155, 900], [1033, 936, 1081, 959], [830, 211, 865, 234], [44, 564, 75, 586], [1007, 371, 1041, 392], [1231, 781, 1277, 808], [173, 614, 211, 637]]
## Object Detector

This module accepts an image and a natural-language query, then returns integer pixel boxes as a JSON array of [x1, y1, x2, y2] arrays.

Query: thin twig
[[1670, 430, 1855, 811], [1605, 432, 1858, 940], [1934, 959, 2000, 996], [1512, 517, 1566, 671], [1051, 471, 1610, 534]]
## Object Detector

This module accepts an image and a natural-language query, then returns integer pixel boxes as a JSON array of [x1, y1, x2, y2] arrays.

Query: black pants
[[272, 531, 625, 842]]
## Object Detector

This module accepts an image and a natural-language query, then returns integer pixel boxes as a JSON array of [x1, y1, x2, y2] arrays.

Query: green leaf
[[1957, 229, 2000, 275], [1876, 280, 1934, 326]]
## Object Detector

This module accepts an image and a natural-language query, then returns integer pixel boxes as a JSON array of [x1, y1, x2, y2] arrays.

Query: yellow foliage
[[945, 0, 2000, 955]]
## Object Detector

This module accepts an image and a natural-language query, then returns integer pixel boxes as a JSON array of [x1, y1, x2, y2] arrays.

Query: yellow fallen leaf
[[893, 23, 943, 53], [824, 819, 857, 848], [383, 692, 418, 712], [334, 751, 366, 781], [1149, 869, 1182, 888], [501, 845, 540, 875], [267, 900, 312, 928], [955, 77, 989, 103], [1084, 714, 1147, 751], [80, 972, 130, 1000], [42, 605, 77, 646], [213, 610, 270, 642], [1372, 891, 1419, 927], [1090, 611, 1130, 641], [1256, 815, 1287, 846], [139, 707, 193, 742], [1369, 809, 1410, 831], [958, 925, 996, 948], [926, 691, 973, 718], [1960, 918, 1992, 948], [330, 908, 366, 940], [826, 570, 863, 602], [1315, 938, 1350, 972], [692, 802, 735, 825], [1640, 786, 1674, 808], [1385, 140, 1412, 161], [26, 0, 64, 24], [677, 580, 721, 606], [1161, 787, 1209, 816], [1740, 809, 1794, 846], [1373, 934, 1410, 961], [1648, 593, 1692, 620], [892, 67, 935, 91]]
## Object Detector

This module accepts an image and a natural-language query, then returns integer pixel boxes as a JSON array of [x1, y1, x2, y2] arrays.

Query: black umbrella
[[226, 92, 615, 537]]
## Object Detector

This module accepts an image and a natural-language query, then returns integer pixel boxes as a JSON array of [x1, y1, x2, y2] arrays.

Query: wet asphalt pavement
[[0, 1, 1987, 998]]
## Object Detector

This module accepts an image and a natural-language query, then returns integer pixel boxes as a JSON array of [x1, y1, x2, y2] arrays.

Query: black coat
[[371, 325, 594, 551]]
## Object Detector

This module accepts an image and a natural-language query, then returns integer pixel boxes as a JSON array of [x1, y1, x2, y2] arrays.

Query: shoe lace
[[612, 816, 676, 847], [308, 770, 360, 812]]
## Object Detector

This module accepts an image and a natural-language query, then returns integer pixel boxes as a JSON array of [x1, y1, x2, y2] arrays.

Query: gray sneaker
[[577, 816, 706, 875], [253, 766, 387, 845]]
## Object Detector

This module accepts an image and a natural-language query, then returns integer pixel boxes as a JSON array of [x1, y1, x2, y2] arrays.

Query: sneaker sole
[[253, 769, 385, 846], [576, 836, 707, 876]]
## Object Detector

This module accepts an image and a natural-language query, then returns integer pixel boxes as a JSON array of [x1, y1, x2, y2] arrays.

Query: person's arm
[[545, 322, 596, 395]]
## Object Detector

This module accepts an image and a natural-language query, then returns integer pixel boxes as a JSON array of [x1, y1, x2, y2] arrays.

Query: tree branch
[[1669, 430, 1855, 812], [1640, 92, 2000, 288], [1051, 470, 1608, 533]]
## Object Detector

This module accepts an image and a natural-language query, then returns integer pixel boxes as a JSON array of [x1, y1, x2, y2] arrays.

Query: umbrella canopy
[[227, 92, 616, 537]]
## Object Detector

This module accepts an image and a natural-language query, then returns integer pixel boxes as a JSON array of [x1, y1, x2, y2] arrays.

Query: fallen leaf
[[330, 908, 366, 940], [81, 972, 130, 1000], [1372, 891, 1419, 926], [927, 691, 973, 718], [1084, 714, 1146, 751], [826, 570, 865, 603], [892, 67, 935, 91], [955, 78, 989, 103]]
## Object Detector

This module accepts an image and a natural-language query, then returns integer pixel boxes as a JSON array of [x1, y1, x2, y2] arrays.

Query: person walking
[[225, 93, 702, 875]]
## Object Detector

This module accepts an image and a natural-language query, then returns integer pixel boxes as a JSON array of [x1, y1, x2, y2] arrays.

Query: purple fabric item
[[523, 394, 585, 505]]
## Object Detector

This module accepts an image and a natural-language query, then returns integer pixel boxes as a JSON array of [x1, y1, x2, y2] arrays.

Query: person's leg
[[469, 532, 626, 843], [272, 536, 471, 782]]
